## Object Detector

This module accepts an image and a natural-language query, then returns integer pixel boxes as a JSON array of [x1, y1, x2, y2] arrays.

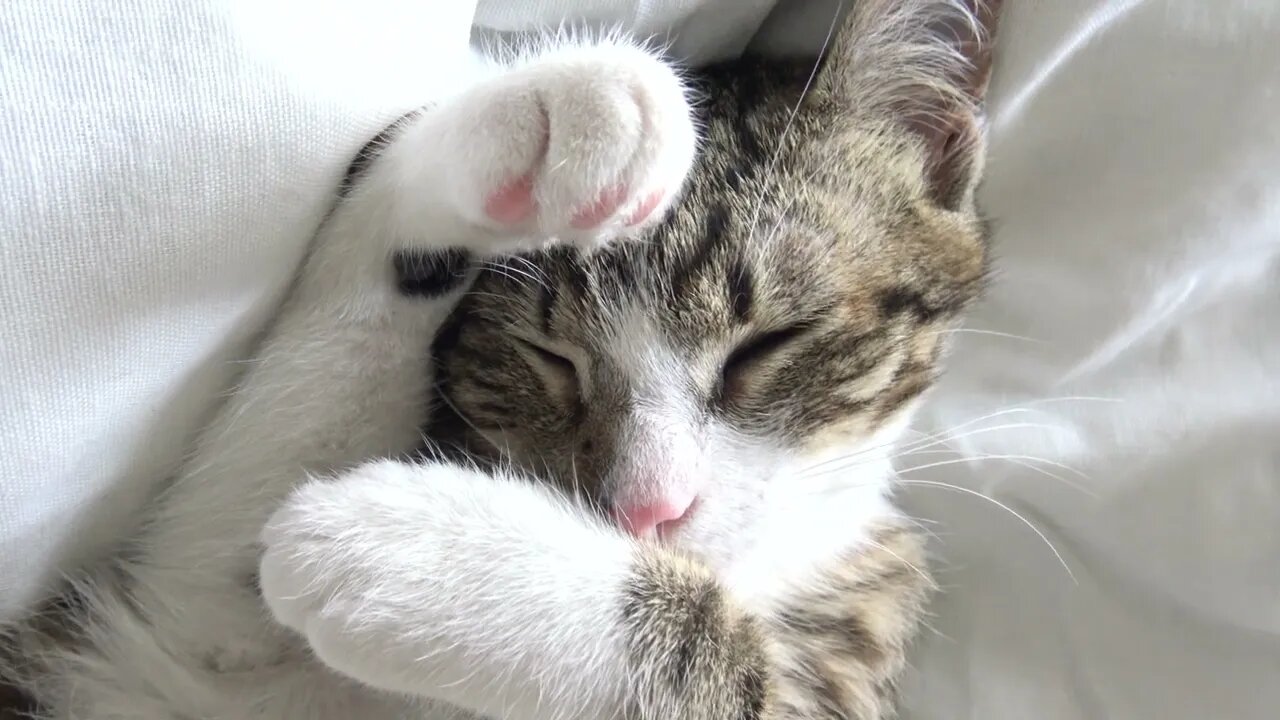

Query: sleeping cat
[[2, 0, 1001, 718]]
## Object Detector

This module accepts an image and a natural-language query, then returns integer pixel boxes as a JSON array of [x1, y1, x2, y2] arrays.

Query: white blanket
[[2, 1, 1277, 718]]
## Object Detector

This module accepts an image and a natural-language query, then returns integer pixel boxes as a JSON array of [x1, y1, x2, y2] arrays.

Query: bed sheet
[[2, 1, 1277, 718], [893, 1, 1280, 717]]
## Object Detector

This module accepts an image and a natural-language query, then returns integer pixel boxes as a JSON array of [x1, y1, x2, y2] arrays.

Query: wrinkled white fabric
[[900, 2, 1280, 717], [1, 1, 1277, 718], [0, 0, 480, 620]]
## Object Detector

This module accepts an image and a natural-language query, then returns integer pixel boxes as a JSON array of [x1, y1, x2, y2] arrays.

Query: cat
[[1, 1, 1001, 718]]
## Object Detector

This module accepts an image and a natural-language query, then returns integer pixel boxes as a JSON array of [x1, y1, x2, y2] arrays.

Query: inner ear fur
[[819, 0, 1004, 210]]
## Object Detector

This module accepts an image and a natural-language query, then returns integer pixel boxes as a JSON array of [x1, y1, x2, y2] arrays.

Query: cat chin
[[647, 455, 896, 601], [719, 477, 898, 612], [700, 417, 913, 605]]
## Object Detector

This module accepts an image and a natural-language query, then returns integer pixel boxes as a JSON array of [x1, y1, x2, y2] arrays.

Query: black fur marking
[[876, 286, 942, 323], [724, 162, 748, 191], [429, 308, 467, 370], [393, 248, 472, 298], [669, 578, 722, 691], [594, 246, 640, 298], [872, 361, 936, 422], [464, 375, 512, 397], [339, 111, 419, 198], [730, 69, 770, 164], [728, 256, 754, 322], [560, 251, 593, 304], [672, 202, 731, 294], [623, 563, 724, 694], [777, 608, 880, 663], [470, 400, 513, 418], [736, 663, 769, 720], [795, 656, 850, 720], [538, 277, 559, 335]]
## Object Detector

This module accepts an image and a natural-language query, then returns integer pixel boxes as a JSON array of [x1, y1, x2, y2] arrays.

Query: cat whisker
[[796, 407, 1055, 476], [481, 259, 547, 292], [505, 254, 551, 286], [893, 394, 1121, 454], [801, 448, 1095, 506], [894, 477, 1078, 585], [796, 418, 1064, 477], [898, 443, 1092, 481], [893, 454, 1093, 497], [759, 162, 829, 247], [569, 452, 584, 505], [893, 446, 1095, 494], [863, 538, 934, 587], [988, 456, 1097, 498], [922, 327, 1045, 343], [894, 512, 945, 546], [431, 380, 499, 448], [744, 1, 842, 243], [463, 290, 522, 304], [474, 265, 527, 290]]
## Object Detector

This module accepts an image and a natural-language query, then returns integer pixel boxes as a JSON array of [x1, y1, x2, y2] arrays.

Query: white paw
[[256, 459, 592, 691], [257, 460, 493, 641], [257, 478, 353, 635], [258, 460, 417, 635], [444, 43, 696, 251]]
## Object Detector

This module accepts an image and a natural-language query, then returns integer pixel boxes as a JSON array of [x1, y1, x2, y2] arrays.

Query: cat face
[[434, 8, 993, 572]]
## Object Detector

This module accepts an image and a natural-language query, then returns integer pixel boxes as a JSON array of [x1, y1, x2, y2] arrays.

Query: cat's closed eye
[[717, 323, 809, 405], [516, 337, 581, 404]]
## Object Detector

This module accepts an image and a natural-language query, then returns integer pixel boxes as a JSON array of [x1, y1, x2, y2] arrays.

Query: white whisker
[[896, 477, 1077, 585], [481, 260, 546, 291], [863, 539, 933, 586], [798, 419, 1066, 478], [744, 2, 842, 243], [923, 327, 1045, 343], [893, 454, 1094, 496]]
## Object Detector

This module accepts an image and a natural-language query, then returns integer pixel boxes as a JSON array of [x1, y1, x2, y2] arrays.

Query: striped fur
[[621, 523, 931, 719], [2, 2, 1001, 719]]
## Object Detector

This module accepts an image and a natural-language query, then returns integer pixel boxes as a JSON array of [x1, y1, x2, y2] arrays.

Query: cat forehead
[[468, 57, 983, 347], [480, 165, 912, 344]]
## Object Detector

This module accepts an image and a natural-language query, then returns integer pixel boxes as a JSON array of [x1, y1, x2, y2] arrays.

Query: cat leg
[[260, 460, 636, 719], [262, 459, 930, 720], [134, 33, 694, 622], [17, 34, 692, 720]]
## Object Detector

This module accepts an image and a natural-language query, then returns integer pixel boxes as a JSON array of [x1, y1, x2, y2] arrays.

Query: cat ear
[[819, 0, 1004, 210]]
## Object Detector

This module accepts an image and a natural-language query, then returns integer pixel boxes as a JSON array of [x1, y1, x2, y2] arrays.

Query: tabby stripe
[[876, 286, 944, 323], [727, 255, 754, 322], [538, 278, 558, 335], [672, 202, 731, 296], [730, 69, 770, 164], [622, 551, 772, 719]]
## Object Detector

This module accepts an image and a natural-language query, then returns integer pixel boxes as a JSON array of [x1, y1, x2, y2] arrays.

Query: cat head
[[434, 0, 1001, 573]]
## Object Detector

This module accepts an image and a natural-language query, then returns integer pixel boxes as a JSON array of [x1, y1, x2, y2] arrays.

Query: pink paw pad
[[626, 189, 665, 226], [570, 185, 628, 230], [484, 175, 536, 225]]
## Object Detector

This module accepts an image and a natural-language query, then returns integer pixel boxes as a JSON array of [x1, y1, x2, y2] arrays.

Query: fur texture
[[2, 2, 1002, 718]]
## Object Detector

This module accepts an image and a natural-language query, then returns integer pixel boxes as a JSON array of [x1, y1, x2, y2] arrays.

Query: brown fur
[[623, 523, 931, 719], [427, 1, 1002, 717], [432, 0, 995, 507]]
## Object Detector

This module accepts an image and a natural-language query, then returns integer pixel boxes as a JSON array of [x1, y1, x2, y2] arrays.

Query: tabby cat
[[3, 1, 1001, 718]]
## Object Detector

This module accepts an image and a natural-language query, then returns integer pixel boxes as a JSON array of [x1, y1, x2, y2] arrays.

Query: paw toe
[[483, 174, 537, 225], [257, 543, 313, 633], [625, 188, 666, 227], [569, 184, 629, 229]]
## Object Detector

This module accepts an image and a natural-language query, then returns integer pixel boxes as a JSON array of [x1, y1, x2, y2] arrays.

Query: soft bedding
[[1, 1, 1277, 718]]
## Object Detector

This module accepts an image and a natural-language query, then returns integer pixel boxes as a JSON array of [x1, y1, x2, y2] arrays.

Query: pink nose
[[614, 494, 696, 539]]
